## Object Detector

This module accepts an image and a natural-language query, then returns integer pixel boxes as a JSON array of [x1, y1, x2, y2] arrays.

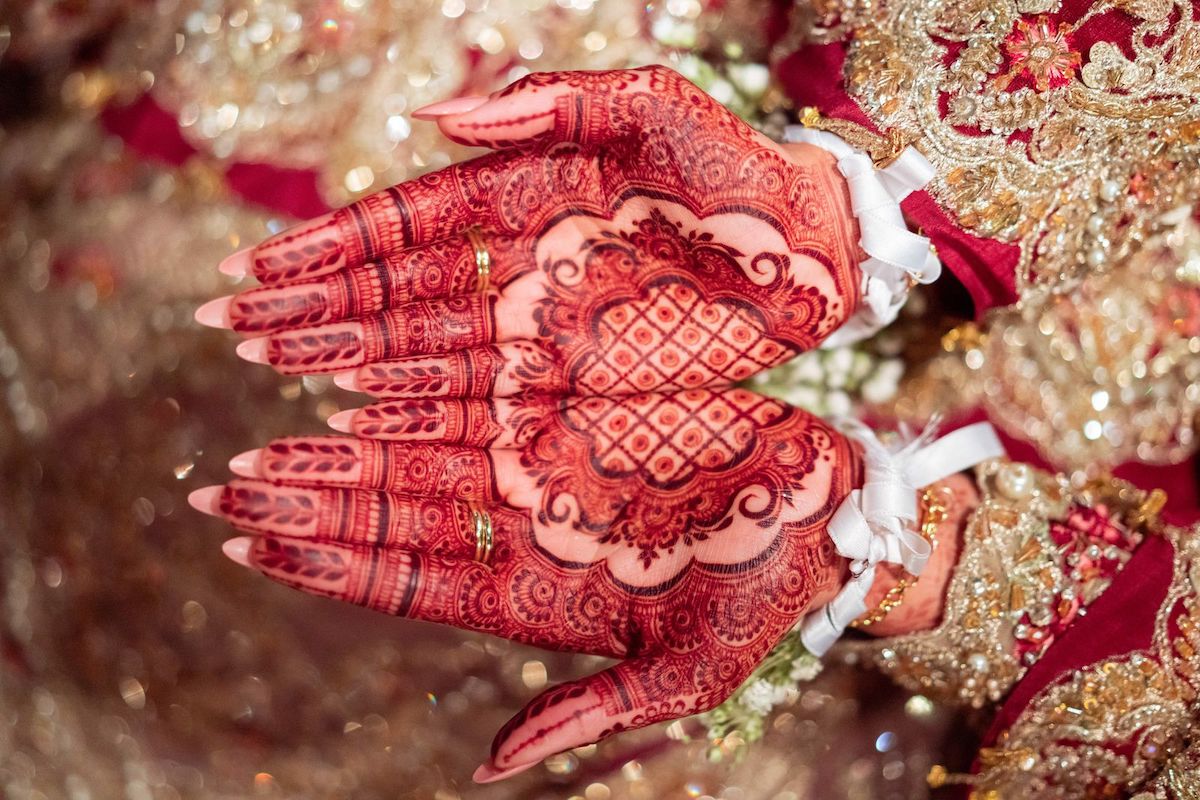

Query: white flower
[[707, 78, 736, 105], [826, 389, 853, 416], [778, 385, 818, 412], [789, 655, 823, 682], [792, 353, 825, 383], [877, 358, 905, 383], [849, 351, 873, 381], [728, 63, 770, 96], [738, 679, 780, 716], [861, 374, 896, 404], [827, 347, 855, 375]]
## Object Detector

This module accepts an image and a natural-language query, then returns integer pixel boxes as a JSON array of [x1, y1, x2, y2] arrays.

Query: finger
[[236, 293, 511, 375], [211, 236, 516, 335], [418, 65, 742, 151], [232, 150, 514, 285], [201, 478, 500, 558], [227, 536, 507, 627], [230, 436, 500, 502], [329, 397, 556, 448], [478, 652, 730, 781], [230, 536, 580, 642], [334, 341, 562, 399]]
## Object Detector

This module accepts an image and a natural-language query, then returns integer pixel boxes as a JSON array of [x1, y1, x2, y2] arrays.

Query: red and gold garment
[[776, 0, 1200, 315]]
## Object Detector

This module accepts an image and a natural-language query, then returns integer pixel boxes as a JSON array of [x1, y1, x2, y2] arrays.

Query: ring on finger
[[465, 226, 491, 292], [470, 504, 494, 564]]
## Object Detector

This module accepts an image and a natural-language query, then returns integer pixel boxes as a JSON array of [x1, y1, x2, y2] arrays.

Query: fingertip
[[219, 247, 254, 277], [235, 337, 272, 365], [333, 370, 363, 392], [228, 448, 264, 478], [472, 760, 538, 784], [412, 95, 488, 119], [194, 295, 234, 329], [327, 409, 356, 432], [188, 485, 224, 516], [222, 536, 256, 568]]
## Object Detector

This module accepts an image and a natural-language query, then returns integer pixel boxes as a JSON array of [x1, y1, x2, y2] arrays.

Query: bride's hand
[[196, 66, 862, 395], [190, 387, 860, 780]]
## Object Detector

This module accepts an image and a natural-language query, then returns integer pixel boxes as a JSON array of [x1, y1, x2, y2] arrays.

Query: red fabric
[[100, 95, 330, 219], [775, 44, 1020, 315], [968, 533, 1176, 795]]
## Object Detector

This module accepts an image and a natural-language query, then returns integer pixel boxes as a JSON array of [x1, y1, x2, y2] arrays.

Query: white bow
[[799, 420, 1005, 656], [782, 126, 940, 347]]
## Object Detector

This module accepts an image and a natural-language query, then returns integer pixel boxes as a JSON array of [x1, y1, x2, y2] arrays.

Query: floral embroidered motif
[[793, 0, 1200, 299], [996, 16, 1081, 92]]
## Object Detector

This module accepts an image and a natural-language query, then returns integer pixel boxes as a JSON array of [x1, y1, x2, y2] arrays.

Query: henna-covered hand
[[196, 66, 862, 396], [190, 388, 860, 780]]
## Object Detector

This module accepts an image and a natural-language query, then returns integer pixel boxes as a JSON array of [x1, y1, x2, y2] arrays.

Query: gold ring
[[470, 505, 494, 564], [465, 226, 491, 292]]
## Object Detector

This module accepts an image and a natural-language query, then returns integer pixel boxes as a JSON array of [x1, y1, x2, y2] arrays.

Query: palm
[[201, 67, 861, 397], [198, 388, 859, 777]]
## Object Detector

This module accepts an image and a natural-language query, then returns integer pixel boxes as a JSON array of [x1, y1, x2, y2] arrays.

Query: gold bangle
[[464, 226, 491, 292], [850, 485, 949, 629], [470, 505, 494, 564]]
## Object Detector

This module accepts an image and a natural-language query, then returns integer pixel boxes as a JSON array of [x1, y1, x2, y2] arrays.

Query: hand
[[190, 387, 860, 780], [196, 66, 862, 397]]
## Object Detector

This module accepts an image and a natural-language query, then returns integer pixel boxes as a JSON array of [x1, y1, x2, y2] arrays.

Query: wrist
[[855, 473, 980, 637]]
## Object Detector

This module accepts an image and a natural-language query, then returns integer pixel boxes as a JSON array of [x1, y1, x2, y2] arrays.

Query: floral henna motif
[[538, 210, 833, 395], [220, 66, 861, 389], [211, 377, 863, 772]]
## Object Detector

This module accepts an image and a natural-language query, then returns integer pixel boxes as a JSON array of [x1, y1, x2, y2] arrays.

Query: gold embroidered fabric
[[843, 459, 1148, 709], [793, 0, 1200, 300], [961, 521, 1200, 798]]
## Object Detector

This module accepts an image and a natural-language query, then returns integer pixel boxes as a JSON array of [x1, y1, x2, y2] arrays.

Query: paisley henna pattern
[[208, 388, 861, 777], [222, 66, 861, 383]]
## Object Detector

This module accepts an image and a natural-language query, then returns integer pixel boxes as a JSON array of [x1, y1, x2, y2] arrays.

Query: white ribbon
[[782, 125, 940, 347], [799, 420, 1005, 656]]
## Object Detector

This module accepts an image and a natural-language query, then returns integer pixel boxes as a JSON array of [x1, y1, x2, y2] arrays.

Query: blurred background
[[3, 0, 1191, 798]]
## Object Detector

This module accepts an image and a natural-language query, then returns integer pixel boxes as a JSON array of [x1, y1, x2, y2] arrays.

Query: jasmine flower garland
[[699, 629, 822, 760]]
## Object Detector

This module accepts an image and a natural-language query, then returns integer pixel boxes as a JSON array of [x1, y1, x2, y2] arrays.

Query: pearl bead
[[996, 462, 1034, 499]]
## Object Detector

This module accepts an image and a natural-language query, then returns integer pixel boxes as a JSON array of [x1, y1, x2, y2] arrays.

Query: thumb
[[414, 66, 731, 152], [475, 652, 718, 783]]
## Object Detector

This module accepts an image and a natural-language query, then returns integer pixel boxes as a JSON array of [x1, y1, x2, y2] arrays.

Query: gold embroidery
[[843, 460, 1146, 709], [792, 0, 1200, 299], [947, 524, 1200, 798]]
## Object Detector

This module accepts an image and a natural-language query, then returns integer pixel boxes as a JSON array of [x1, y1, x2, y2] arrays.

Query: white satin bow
[[782, 125, 940, 347], [799, 420, 1005, 656]]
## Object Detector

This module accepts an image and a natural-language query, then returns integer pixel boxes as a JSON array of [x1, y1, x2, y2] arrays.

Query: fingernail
[[194, 295, 234, 329], [236, 337, 271, 365], [327, 409, 356, 432], [219, 247, 254, 277], [472, 761, 538, 784], [228, 448, 263, 478], [413, 95, 488, 119], [334, 370, 362, 392], [222, 536, 255, 567], [188, 486, 224, 516]]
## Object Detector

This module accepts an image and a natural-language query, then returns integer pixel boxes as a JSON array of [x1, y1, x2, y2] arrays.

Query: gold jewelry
[[470, 505, 494, 564], [850, 485, 948, 629], [464, 226, 491, 292]]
